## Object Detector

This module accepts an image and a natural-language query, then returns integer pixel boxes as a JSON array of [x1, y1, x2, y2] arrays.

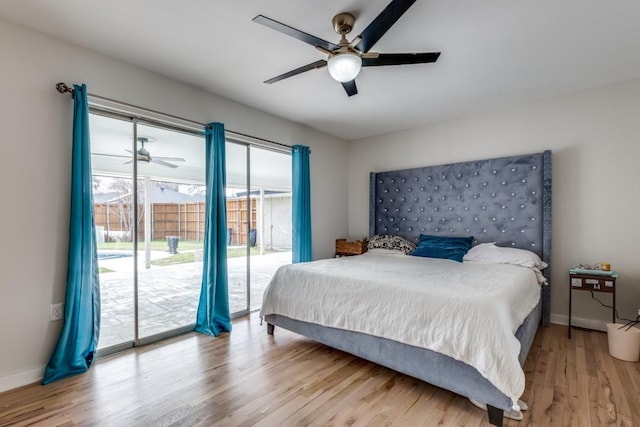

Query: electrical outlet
[[50, 303, 64, 321]]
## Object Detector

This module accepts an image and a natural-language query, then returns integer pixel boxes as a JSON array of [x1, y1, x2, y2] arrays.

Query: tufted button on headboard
[[369, 151, 552, 324]]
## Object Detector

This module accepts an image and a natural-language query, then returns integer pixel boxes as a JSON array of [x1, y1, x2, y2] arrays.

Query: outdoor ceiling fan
[[92, 137, 186, 169], [253, 0, 441, 96]]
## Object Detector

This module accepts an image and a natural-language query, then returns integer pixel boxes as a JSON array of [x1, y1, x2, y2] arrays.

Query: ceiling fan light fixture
[[327, 52, 362, 82]]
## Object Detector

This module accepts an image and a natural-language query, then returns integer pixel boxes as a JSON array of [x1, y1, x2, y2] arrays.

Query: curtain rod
[[55, 82, 294, 150]]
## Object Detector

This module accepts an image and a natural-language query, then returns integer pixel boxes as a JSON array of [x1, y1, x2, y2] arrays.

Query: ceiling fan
[[253, 0, 441, 97], [92, 137, 186, 169]]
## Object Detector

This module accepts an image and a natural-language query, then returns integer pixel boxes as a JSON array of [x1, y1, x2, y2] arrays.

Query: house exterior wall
[[260, 195, 292, 250]]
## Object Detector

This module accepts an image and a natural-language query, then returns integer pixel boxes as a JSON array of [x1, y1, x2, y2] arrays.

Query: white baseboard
[[0, 366, 44, 394], [550, 314, 608, 332]]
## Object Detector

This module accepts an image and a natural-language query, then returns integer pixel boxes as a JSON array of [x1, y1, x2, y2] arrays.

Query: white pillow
[[463, 243, 548, 269], [367, 248, 408, 256]]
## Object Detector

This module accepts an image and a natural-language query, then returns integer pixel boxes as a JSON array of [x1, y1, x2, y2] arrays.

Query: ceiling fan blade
[[265, 60, 327, 84], [253, 15, 340, 52], [354, 0, 416, 53], [341, 80, 358, 97], [152, 159, 178, 169], [362, 52, 441, 66], [154, 156, 185, 162], [92, 152, 131, 159]]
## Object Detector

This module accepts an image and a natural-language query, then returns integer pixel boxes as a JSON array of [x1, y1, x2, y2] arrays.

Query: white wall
[[349, 79, 640, 331], [0, 18, 348, 391]]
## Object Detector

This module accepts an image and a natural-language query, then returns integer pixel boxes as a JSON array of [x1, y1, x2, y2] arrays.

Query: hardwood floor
[[1, 315, 638, 426]]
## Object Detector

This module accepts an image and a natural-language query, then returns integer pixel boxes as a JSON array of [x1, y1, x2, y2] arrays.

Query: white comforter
[[260, 253, 541, 410]]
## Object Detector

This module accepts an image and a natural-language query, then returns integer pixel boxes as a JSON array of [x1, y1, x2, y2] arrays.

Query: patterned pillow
[[367, 235, 416, 255]]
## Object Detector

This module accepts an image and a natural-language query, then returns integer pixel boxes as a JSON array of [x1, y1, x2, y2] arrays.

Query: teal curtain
[[292, 145, 312, 263], [43, 84, 100, 384], [195, 122, 232, 336]]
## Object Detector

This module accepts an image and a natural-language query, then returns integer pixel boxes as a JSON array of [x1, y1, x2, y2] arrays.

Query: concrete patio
[[97, 249, 291, 349]]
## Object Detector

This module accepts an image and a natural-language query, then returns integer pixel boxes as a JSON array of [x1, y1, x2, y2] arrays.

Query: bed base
[[262, 151, 550, 426], [265, 300, 540, 427]]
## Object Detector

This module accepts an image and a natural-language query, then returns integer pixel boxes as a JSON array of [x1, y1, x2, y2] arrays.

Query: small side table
[[568, 270, 618, 338], [335, 239, 368, 257]]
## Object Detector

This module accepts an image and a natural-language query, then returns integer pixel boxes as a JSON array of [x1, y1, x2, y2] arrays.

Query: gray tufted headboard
[[369, 151, 551, 325]]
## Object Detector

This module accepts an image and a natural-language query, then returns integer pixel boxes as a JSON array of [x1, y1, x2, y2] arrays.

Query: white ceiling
[[2, 0, 640, 140]]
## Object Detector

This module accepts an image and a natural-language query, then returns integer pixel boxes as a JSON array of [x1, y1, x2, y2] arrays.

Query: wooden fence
[[94, 198, 257, 246]]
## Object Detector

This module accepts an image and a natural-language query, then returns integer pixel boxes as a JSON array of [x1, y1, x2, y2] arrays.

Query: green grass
[[99, 240, 280, 267], [98, 240, 204, 251], [99, 240, 273, 256], [149, 247, 277, 267], [99, 267, 115, 274], [228, 247, 273, 258], [151, 252, 195, 266]]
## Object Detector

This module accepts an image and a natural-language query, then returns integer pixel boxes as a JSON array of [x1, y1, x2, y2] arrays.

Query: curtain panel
[[292, 145, 312, 263], [195, 122, 232, 336], [43, 84, 101, 384]]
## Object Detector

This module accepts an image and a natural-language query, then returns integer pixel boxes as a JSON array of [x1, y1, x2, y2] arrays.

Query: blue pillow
[[411, 234, 474, 262]]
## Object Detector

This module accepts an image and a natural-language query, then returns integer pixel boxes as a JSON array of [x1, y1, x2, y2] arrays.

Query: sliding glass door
[[135, 123, 204, 341], [248, 147, 292, 311], [226, 141, 293, 314], [226, 142, 249, 315], [90, 111, 292, 353], [91, 113, 206, 351], [91, 114, 137, 350]]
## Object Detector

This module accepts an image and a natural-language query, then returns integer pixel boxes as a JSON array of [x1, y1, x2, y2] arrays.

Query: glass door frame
[[91, 105, 289, 356], [227, 141, 293, 315], [227, 140, 252, 319], [92, 109, 209, 357]]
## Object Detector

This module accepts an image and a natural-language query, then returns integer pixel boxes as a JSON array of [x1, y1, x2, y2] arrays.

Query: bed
[[261, 151, 552, 426]]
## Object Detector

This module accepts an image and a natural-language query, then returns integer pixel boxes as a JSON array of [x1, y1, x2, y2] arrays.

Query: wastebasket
[[166, 236, 180, 254], [249, 229, 257, 247], [607, 323, 640, 362]]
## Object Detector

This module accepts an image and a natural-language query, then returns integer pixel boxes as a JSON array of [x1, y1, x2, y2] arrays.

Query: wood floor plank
[[1, 315, 639, 427]]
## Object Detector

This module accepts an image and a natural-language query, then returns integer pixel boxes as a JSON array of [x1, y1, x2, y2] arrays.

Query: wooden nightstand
[[335, 239, 368, 257], [568, 270, 618, 338]]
